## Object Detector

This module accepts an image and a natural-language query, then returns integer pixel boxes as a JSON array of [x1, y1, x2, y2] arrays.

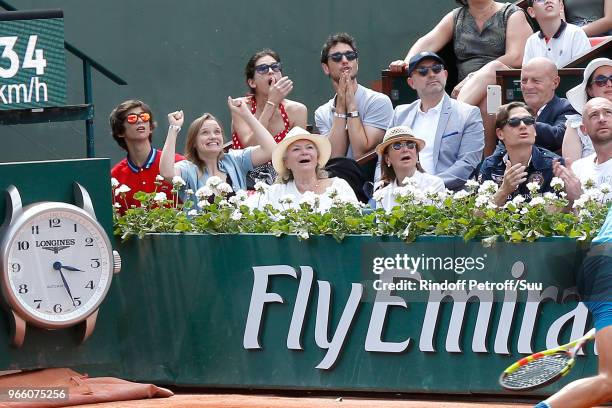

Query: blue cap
[[407, 51, 445, 76]]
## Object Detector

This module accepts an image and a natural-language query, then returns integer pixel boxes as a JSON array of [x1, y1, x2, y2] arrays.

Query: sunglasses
[[591, 74, 612, 87], [329, 51, 358, 63], [126, 112, 151, 124], [391, 141, 417, 150], [504, 116, 536, 127], [255, 62, 282, 75], [414, 64, 444, 77]]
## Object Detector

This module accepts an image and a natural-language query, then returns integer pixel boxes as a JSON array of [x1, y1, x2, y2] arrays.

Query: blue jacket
[[478, 146, 563, 201], [534, 95, 577, 153], [389, 94, 484, 190]]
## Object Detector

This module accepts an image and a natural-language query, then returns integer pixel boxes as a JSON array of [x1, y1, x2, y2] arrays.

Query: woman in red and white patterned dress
[[231, 49, 308, 187]]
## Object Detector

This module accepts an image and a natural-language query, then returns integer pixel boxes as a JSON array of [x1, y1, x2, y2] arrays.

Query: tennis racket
[[499, 328, 596, 391]]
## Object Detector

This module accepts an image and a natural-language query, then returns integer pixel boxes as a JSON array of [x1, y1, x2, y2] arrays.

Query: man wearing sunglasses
[[387, 51, 484, 191], [315, 33, 393, 161], [110, 99, 184, 213], [479, 102, 563, 206]]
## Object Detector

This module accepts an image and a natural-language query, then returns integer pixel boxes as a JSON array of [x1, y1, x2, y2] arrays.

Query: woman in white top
[[374, 126, 446, 211], [563, 58, 612, 161], [248, 126, 357, 212]]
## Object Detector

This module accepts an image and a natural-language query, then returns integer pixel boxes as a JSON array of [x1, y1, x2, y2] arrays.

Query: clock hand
[[52, 262, 75, 305], [60, 265, 84, 272]]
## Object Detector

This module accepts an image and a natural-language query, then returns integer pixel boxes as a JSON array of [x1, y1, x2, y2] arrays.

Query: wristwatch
[[346, 111, 359, 118]]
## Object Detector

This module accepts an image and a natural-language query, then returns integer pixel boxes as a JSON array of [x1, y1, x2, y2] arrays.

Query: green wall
[[0, 0, 454, 164]]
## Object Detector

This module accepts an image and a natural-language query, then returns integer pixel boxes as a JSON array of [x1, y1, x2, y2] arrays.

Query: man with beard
[[315, 33, 393, 160], [554, 97, 612, 202], [388, 51, 484, 190]]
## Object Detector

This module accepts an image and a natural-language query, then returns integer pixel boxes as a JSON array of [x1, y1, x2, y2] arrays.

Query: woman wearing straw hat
[[563, 58, 612, 161], [374, 126, 445, 211], [248, 126, 357, 212]]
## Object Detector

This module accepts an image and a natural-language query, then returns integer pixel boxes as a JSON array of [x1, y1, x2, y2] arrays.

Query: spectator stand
[[0, 1, 127, 158]]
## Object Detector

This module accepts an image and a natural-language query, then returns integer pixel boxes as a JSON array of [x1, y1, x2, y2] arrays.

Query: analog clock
[[0, 183, 120, 346]]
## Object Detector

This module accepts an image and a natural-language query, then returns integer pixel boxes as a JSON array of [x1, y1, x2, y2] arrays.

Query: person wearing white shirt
[[387, 52, 484, 191], [523, 0, 591, 68], [553, 97, 612, 202], [247, 126, 358, 212], [373, 126, 445, 211]]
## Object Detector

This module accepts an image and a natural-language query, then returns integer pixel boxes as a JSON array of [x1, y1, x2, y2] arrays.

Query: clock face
[[2, 204, 113, 327]]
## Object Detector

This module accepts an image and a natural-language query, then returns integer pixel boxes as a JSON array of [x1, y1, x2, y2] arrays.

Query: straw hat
[[375, 126, 426, 155], [272, 126, 332, 177], [567, 58, 612, 114]]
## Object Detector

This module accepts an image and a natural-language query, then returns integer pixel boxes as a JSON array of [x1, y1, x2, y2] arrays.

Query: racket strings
[[502, 353, 570, 389]]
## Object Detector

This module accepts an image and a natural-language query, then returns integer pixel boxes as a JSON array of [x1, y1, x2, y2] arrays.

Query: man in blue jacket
[[520, 57, 577, 153], [388, 52, 484, 190]]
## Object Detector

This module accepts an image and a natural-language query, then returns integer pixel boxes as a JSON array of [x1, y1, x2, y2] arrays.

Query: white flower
[[526, 182, 540, 193], [581, 177, 596, 189], [475, 195, 489, 208], [465, 179, 480, 190], [155, 174, 164, 182], [187, 209, 199, 216], [215, 182, 233, 195], [195, 186, 214, 199], [297, 230, 310, 240], [559, 191, 567, 198], [333, 194, 359, 207], [299, 191, 318, 207], [230, 209, 243, 221], [453, 190, 470, 200], [512, 195, 526, 205], [437, 191, 449, 201], [111, 178, 120, 188], [228, 195, 240, 205], [113, 202, 121, 208], [572, 195, 588, 209], [206, 176, 222, 187], [185, 189, 194, 196], [584, 188, 604, 202], [218, 199, 230, 207], [254, 181, 270, 193], [479, 180, 499, 195], [579, 209, 592, 219], [372, 189, 386, 203], [543, 192, 557, 200], [529, 196, 545, 206], [550, 177, 564, 190], [393, 185, 410, 198], [114, 184, 131, 196], [401, 177, 418, 188], [236, 190, 248, 202], [520, 207, 529, 214], [197, 200, 210, 208], [600, 183, 611, 195], [172, 176, 186, 187], [486, 202, 497, 210], [153, 192, 167, 202]]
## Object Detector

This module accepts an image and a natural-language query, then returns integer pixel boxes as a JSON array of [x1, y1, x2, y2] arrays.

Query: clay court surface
[[70, 394, 540, 408]]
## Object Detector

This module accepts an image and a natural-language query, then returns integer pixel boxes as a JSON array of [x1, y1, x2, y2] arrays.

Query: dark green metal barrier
[[0, 159, 599, 398]]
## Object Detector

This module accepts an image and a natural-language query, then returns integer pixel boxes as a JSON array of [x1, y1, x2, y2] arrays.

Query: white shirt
[[247, 177, 358, 212], [374, 172, 446, 212], [523, 21, 591, 68], [572, 153, 612, 200], [411, 97, 444, 174]]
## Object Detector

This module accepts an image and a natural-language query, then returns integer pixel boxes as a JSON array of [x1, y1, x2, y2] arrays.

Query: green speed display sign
[[0, 10, 67, 110]]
